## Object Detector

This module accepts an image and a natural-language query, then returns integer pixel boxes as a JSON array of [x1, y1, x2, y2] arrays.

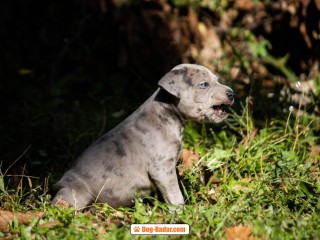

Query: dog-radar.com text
[[130, 224, 189, 235]]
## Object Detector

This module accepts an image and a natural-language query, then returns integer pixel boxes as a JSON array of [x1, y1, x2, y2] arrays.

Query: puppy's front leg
[[149, 166, 184, 207]]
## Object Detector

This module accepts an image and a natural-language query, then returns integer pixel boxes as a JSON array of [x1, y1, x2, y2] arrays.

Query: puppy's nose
[[226, 90, 234, 102]]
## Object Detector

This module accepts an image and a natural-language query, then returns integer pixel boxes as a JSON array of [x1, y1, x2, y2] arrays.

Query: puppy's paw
[[168, 204, 185, 214], [52, 197, 70, 209]]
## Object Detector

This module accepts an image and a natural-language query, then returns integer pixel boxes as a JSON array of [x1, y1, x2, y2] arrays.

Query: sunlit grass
[[1, 99, 319, 239]]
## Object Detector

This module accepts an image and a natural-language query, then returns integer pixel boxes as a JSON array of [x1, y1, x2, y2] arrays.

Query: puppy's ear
[[158, 69, 184, 98]]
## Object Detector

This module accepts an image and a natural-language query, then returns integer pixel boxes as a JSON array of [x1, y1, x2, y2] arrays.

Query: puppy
[[52, 64, 234, 209]]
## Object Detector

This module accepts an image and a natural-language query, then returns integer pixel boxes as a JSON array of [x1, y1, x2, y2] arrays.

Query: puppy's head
[[158, 64, 234, 123]]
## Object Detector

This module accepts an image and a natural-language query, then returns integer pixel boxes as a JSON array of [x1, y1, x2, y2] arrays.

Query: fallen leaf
[[0, 233, 17, 240], [104, 217, 122, 228], [224, 225, 254, 240], [207, 188, 218, 204], [310, 145, 320, 157], [0, 210, 45, 232], [178, 149, 200, 176], [240, 178, 252, 183], [210, 176, 221, 184], [235, 0, 254, 10], [97, 225, 107, 240], [209, 194, 217, 203]]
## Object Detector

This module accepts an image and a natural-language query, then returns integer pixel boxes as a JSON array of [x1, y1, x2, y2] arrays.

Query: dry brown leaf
[[0, 234, 17, 240], [178, 149, 200, 176], [224, 225, 254, 240], [240, 178, 252, 183], [97, 225, 108, 240], [105, 216, 122, 228], [209, 194, 218, 203], [207, 189, 218, 204], [310, 145, 320, 157], [210, 176, 221, 184], [0, 210, 45, 232], [104, 211, 132, 229], [235, 0, 254, 10]]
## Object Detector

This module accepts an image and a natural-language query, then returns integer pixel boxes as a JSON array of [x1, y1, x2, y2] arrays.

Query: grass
[[1, 0, 319, 238], [1, 99, 319, 239]]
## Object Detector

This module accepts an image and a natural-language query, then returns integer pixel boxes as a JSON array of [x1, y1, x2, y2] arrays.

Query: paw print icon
[[133, 226, 140, 232]]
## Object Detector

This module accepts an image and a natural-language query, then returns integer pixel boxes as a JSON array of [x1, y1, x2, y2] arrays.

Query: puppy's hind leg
[[52, 187, 91, 210]]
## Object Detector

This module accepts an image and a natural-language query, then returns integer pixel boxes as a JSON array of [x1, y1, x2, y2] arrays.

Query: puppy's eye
[[199, 81, 209, 89]]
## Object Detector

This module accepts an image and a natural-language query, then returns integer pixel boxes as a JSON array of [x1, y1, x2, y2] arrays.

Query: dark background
[[1, 0, 319, 188]]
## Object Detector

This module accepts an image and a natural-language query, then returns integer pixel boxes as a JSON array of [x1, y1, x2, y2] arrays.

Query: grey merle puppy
[[52, 64, 234, 210]]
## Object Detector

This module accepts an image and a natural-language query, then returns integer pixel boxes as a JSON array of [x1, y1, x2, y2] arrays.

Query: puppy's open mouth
[[212, 104, 230, 118]]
